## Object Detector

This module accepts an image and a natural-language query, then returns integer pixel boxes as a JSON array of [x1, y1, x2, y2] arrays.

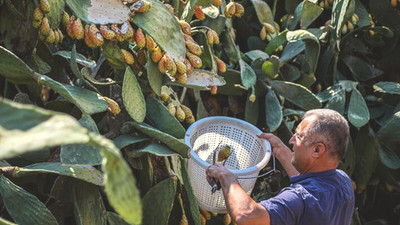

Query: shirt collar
[[290, 169, 337, 184]]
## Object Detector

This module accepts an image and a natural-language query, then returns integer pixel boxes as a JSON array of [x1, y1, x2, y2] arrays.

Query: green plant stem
[[180, 87, 187, 103], [272, 0, 278, 19]]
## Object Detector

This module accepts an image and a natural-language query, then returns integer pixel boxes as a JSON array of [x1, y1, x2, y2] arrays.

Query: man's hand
[[206, 163, 236, 188]]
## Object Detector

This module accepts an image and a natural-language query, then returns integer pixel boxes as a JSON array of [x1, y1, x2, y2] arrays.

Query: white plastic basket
[[184, 116, 272, 213]]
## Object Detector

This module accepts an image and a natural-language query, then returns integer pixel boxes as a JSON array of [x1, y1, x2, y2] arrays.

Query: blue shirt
[[258, 169, 354, 225]]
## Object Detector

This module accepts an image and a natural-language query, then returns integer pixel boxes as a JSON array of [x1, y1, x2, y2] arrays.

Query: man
[[206, 109, 355, 225]]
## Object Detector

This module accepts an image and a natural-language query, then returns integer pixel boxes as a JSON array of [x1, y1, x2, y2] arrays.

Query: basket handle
[[237, 153, 276, 180]]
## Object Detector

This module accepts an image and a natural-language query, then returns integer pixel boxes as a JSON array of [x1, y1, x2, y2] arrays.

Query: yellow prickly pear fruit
[[211, 29, 220, 44], [33, 6, 44, 21], [57, 28, 64, 43], [210, 85, 217, 95], [249, 94, 256, 102], [32, 19, 42, 28], [179, 214, 188, 225], [218, 145, 231, 162], [206, 29, 214, 44], [184, 59, 194, 74], [179, 20, 191, 35], [137, 48, 147, 65], [319, 1, 324, 8], [175, 72, 188, 84], [186, 41, 202, 56], [66, 15, 75, 38], [259, 26, 267, 40], [73, 18, 84, 40], [145, 34, 157, 51], [183, 33, 194, 43], [215, 57, 226, 73], [168, 60, 177, 76], [186, 52, 202, 68], [161, 54, 174, 71], [186, 114, 195, 124], [89, 25, 104, 47], [341, 23, 348, 35], [234, 2, 244, 17], [224, 1, 236, 18], [263, 23, 275, 34], [262, 60, 275, 79], [39, 17, 51, 36], [167, 102, 176, 116], [223, 214, 232, 225], [61, 11, 69, 28], [174, 59, 187, 74], [40, 0, 51, 14], [53, 29, 60, 44], [121, 49, 134, 65], [211, 212, 218, 217], [104, 97, 121, 115], [214, 0, 222, 7], [151, 46, 163, 63], [160, 93, 170, 102], [391, 0, 397, 7], [351, 14, 359, 25], [200, 208, 211, 220], [135, 28, 146, 48], [181, 104, 193, 119], [45, 29, 55, 44], [100, 25, 116, 41], [347, 21, 354, 32], [194, 5, 205, 20], [175, 106, 186, 122], [158, 56, 168, 74], [274, 21, 280, 32]]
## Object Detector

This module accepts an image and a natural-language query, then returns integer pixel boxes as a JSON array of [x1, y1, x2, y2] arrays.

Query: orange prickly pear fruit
[[200, 208, 211, 220], [184, 59, 194, 74], [121, 49, 134, 65], [145, 34, 157, 51], [168, 60, 177, 76], [179, 20, 191, 35], [183, 33, 194, 42], [174, 59, 187, 74], [175, 105, 186, 122], [211, 29, 219, 44], [104, 97, 121, 115], [186, 52, 202, 68], [88, 24, 104, 47], [61, 11, 69, 28], [40, 0, 50, 14], [215, 57, 226, 73], [111, 24, 126, 42], [214, 0, 222, 7], [135, 28, 146, 48], [121, 21, 134, 41], [39, 17, 51, 36], [186, 41, 202, 56], [194, 5, 205, 20], [175, 72, 188, 84], [84, 25, 96, 48], [223, 213, 232, 225], [218, 145, 231, 162], [167, 102, 176, 116], [72, 18, 84, 40], [210, 85, 217, 95], [100, 25, 116, 41], [151, 46, 163, 63], [234, 2, 244, 17], [163, 54, 175, 71], [33, 6, 44, 21], [391, 0, 397, 7], [32, 19, 42, 28], [224, 1, 236, 18], [206, 29, 214, 44], [137, 48, 147, 65], [158, 56, 168, 74], [45, 29, 55, 44], [200, 214, 206, 225], [66, 15, 75, 38]]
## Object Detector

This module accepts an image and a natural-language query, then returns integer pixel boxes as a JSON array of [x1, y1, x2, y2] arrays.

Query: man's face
[[288, 116, 317, 173]]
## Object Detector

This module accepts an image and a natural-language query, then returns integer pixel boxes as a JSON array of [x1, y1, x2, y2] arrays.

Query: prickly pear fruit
[[53, 29, 60, 44], [186, 52, 202, 68], [249, 94, 256, 102], [135, 28, 146, 48], [179, 20, 191, 35], [84, 25, 96, 48], [194, 5, 205, 20], [167, 102, 176, 116], [151, 46, 163, 63], [40, 0, 50, 14], [121, 49, 134, 65], [175, 73, 188, 84], [180, 105, 193, 118], [160, 93, 170, 102], [218, 145, 231, 162], [223, 213, 231, 225], [61, 11, 69, 28], [224, 2, 236, 18], [206, 29, 214, 44], [56, 28, 64, 43], [200, 214, 206, 225], [137, 48, 147, 65], [211, 29, 219, 44], [33, 6, 44, 21], [260, 26, 267, 40], [100, 25, 116, 40], [215, 57, 226, 73], [175, 105, 186, 122], [39, 17, 51, 36], [145, 34, 157, 51], [200, 208, 211, 220], [88, 25, 104, 47], [73, 18, 84, 40], [104, 97, 121, 115], [262, 60, 275, 79], [130, 0, 152, 12], [179, 214, 188, 225], [174, 59, 187, 74], [32, 19, 42, 28], [210, 85, 217, 95], [391, 0, 397, 7], [234, 2, 244, 17], [184, 59, 194, 74], [162, 54, 174, 71], [167, 60, 177, 76], [111, 24, 126, 42], [263, 23, 275, 34], [214, 0, 222, 7], [66, 15, 75, 38], [158, 56, 168, 74], [121, 21, 134, 41], [45, 29, 55, 44]]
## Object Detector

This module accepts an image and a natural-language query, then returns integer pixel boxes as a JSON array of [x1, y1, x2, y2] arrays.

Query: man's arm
[[206, 164, 270, 225], [257, 133, 299, 178]]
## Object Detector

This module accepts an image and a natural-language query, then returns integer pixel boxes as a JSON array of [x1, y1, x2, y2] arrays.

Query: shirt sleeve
[[258, 187, 305, 225]]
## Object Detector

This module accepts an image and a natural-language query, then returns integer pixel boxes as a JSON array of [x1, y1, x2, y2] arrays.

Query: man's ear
[[312, 143, 326, 158]]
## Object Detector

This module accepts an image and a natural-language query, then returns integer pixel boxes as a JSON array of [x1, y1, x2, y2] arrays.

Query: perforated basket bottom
[[186, 117, 270, 213]]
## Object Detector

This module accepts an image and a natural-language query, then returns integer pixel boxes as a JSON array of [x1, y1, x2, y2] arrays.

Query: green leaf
[[50, 176, 75, 201], [125, 121, 190, 158], [102, 42, 126, 70], [13, 162, 103, 186], [342, 55, 383, 81], [132, 0, 186, 61], [316, 85, 343, 102], [373, 82, 400, 95], [73, 181, 107, 225], [107, 212, 131, 225], [139, 154, 153, 194], [265, 90, 282, 132], [376, 111, 400, 155], [325, 87, 346, 115], [142, 177, 178, 225], [286, 30, 320, 75], [0, 46, 35, 84], [0, 99, 90, 159], [113, 134, 150, 149], [370, 0, 400, 34], [61, 114, 103, 165], [65, 0, 130, 24], [378, 143, 400, 169], [271, 80, 321, 110], [180, 159, 201, 225], [244, 50, 269, 61], [265, 31, 288, 55], [131, 143, 179, 158], [331, 0, 353, 39], [338, 138, 356, 177], [250, 0, 274, 25], [122, 67, 146, 122], [146, 95, 185, 138], [245, 94, 259, 126], [69, 45, 99, 93], [170, 69, 225, 90], [280, 63, 301, 82], [221, 29, 240, 64], [146, 51, 163, 96], [348, 88, 369, 128], [46, 0, 65, 28], [300, 0, 324, 29], [0, 175, 58, 225], [39, 75, 108, 115], [280, 41, 305, 63], [354, 0, 371, 27], [239, 60, 257, 89]]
